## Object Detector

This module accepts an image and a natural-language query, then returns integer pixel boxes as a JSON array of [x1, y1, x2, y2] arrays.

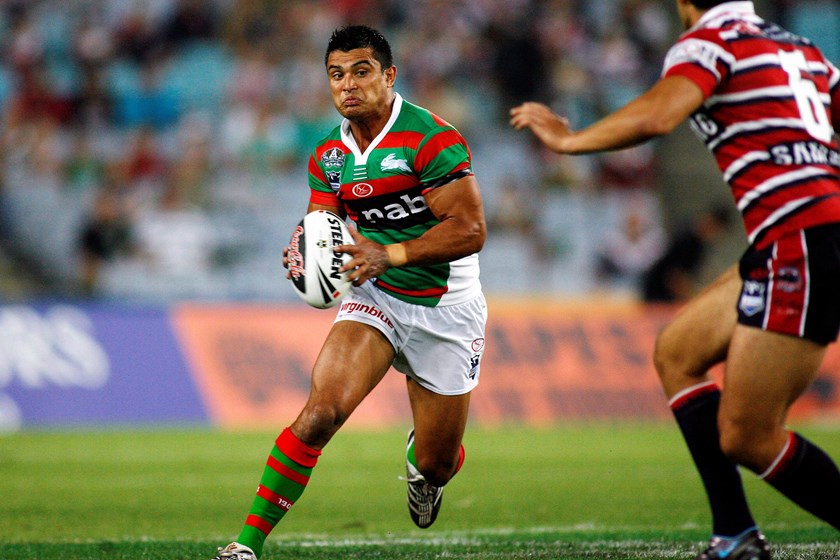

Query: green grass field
[[1, 423, 838, 559]]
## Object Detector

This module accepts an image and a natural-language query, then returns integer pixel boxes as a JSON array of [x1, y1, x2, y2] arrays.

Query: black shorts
[[737, 223, 840, 345]]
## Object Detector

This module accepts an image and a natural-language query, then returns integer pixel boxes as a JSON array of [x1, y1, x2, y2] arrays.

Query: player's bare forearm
[[337, 214, 484, 286], [510, 76, 706, 154], [337, 175, 485, 282], [399, 214, 485, 267]]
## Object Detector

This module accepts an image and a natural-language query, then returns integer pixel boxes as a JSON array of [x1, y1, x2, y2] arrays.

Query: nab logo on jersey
[[361, 193, 429, 223]]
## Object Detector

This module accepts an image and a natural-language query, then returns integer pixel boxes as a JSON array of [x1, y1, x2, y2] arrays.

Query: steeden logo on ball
[[288, 210, 354, 309]]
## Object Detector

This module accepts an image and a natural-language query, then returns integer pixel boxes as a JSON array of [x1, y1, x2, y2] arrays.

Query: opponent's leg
[[721, 325, 840, 529], [404, 379, 470, 528], [232, 321, 396, 557], [653, 265, 758, 539]]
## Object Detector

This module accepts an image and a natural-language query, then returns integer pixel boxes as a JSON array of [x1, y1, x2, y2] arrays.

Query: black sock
[[670, 382, 756, 536], [760, 432, 840, 530]]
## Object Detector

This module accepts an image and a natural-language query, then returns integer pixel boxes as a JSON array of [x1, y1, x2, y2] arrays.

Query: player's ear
[[385, 65, 397, 88]]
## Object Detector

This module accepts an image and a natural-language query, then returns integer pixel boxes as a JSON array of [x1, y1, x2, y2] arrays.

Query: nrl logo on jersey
[[381, 153, 411, 173], [322, 147, 345, 168], [322, 148, 345, 192]]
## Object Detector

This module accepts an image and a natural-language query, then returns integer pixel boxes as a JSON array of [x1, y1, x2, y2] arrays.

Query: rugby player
[[511, 1, 840, 558], [213, 25, 487, 560]]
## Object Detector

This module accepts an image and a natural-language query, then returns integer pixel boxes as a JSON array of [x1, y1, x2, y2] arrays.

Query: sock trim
[[245, 513, 274, 536], [277, 427, 322, 468], [668, 380, 719, 410], [759, 431, 797, 480]]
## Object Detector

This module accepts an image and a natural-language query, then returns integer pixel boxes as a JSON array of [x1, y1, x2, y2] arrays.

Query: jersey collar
[[340, 93, 404, 164], [691, 1, 756, 32]]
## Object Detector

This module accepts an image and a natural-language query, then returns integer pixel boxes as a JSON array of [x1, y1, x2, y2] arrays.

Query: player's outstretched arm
[[510, 75, 706, 154]]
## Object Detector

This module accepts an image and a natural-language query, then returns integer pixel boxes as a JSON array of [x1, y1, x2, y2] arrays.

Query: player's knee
[[718, 418, 767, 471], [652, 329, 684, 383], [295, 402, 351, 443]]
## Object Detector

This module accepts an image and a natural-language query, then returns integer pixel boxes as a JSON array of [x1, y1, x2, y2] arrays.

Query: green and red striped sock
[[237, 427, 321, 557]]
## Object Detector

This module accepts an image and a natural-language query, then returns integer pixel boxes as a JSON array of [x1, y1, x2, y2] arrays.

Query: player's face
[[326, 47, 396, 122]]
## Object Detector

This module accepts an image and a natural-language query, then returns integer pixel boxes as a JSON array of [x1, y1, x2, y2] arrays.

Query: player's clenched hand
[[335, 225, 390, 286], [509, 102, 573, 154]]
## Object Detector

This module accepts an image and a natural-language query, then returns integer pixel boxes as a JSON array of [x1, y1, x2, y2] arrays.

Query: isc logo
[[360, 194, 428, 223]]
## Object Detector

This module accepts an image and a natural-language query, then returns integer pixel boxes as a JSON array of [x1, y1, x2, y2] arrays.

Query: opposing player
[[212, 25, 487, 560], [511, 1, 839, 558]]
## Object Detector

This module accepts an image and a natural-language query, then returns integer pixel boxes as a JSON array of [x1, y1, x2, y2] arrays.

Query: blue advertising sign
[[0, 304, 208, 429]]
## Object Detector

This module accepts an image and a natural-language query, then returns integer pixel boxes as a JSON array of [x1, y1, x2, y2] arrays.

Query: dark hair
[[689, 0, 730, 9], [325, 25, 394, 70]]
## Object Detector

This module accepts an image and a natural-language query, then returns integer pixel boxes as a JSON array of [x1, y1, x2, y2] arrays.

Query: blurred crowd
[[0, 0, 835, 302]]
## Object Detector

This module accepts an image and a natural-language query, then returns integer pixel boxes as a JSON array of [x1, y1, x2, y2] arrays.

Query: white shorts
[[334, 282, 487, 395]]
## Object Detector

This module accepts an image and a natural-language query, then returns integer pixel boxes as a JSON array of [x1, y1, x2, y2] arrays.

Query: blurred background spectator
[[0, 0, 834, 303], [641, 205, 734, 303]]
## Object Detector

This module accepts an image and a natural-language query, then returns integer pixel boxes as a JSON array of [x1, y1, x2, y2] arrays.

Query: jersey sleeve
[[307, 152, 340, 207], [662, 32, 736, 98], [414, 126, 473, 193]]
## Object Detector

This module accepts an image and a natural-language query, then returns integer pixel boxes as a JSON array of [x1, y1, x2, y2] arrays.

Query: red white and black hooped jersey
[[662, 1, 840, 249]]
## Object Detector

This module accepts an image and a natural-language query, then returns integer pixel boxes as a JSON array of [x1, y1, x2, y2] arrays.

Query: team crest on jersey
[[381, 153, 411, 173], [775, 267, 802, 293], [322, 147, 345, 168], [322, 148, 345, 192], [739, 280, 766, 317]]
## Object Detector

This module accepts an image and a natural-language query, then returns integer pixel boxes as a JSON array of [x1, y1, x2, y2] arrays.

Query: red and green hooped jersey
[[308, 93, 482, 307]]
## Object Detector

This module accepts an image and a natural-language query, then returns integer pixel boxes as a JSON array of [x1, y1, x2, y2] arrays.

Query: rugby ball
[[287, 210, 355, 309]]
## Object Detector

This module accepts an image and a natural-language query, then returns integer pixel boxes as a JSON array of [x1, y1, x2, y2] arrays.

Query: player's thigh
[[406, 378, 470, 464], [304, 320, 395, 422], [722, 325, 826, 423], [655, 264, 740, 395]]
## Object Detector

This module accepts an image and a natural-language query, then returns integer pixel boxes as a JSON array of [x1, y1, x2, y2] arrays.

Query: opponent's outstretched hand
[[509, 102, 572, 154]]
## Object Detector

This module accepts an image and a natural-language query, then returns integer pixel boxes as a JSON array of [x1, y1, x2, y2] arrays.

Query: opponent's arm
[[338, 174, 486, 285], [509, 75, 706, 154]]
